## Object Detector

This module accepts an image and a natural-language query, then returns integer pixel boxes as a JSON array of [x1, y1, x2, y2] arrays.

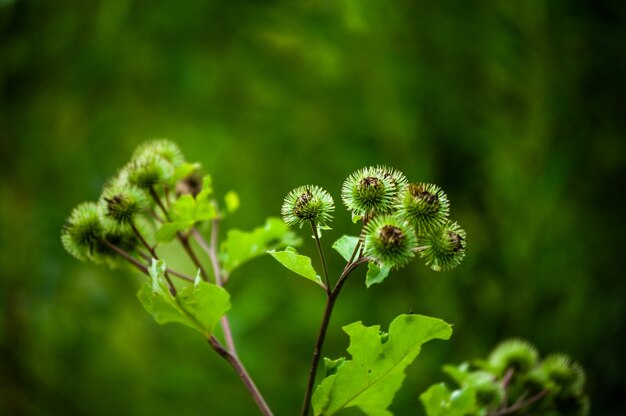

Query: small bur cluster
[[422, 339, 589, 416], [281, 165, 466, 273], [62, 140, 191, 269]]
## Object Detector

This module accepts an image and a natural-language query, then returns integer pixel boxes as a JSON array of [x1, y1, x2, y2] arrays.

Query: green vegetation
[[1, 1, 624, 415]]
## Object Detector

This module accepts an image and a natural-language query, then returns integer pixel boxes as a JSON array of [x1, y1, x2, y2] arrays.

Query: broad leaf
[[332, 235, 359, 262], [138, 260, 230, 336], [172, 162, 201, 182], [420, 383, 477, 416], [220, 217, 301, 274], [312, 314, 453, 416], [365, 262, 391, 287], [268, 247, 322, 286]]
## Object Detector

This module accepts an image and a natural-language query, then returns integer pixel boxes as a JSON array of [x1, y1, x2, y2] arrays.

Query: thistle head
[[374, 165, 408, 198], [465, 371, 504, 407], [364, 215, 417, 269], [419, 220, 467, 271], [61, 202, 105, 262], [540, 354, 586, 395], [488, 339, 539, 375], [132, 139, 185, 167], [126, 154, 171, 190], [100, 185, 148, 229], [397, 182, 450, 234], [281, 185, 335, 227], [341, 167, 397, 216]]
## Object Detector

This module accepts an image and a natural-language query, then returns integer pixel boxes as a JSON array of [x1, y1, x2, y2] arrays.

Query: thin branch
[[300, 255, 368, 416], [208, 336, 273, 416], [131, 222, 177, 295], [310, 221, 330, 293], [103, 240, 148, 275], [489, 390, 548, 416]]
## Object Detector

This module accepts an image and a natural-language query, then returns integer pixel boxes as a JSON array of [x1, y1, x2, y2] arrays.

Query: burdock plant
[[62, 144, 588, 416]]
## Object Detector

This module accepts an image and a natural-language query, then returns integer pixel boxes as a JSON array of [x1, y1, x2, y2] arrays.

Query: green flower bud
[[396, 182, 450, 234], [540, 354, 586, 395], [281, 185, 335, 227], [465, 371, 504, 407], [488, 339, 539, 375], [100, 185, 148, 229], [61, 202, 104, 262], [364, 215, 417, 269], [132, 139, 185, 167], [341, 167, 396, 216], [126, 155, 171, 190], [419, 220, 467, 271]]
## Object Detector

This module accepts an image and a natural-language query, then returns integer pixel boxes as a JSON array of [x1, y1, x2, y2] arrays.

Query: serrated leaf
[[268, 247, 322, 286], [365, 262, 391, 288], [137, 260, 230, 336], [420, 383, 477, 416], [312, 314, 453, 416], [324, 357, 346, 377], [332, 235, 359, 262], [224, 191, 240, 213], [220, 217, 301, 274]]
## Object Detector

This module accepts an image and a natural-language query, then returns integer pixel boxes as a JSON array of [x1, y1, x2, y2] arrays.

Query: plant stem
[[208, 336, 273, 416], [489, 389, 548, 416], [177, 233, 210, 282], [150, 187, 171, 221], [310, 221, 330, 292], [103, 240, 148, 275], [137, 251, 194, 282], [300, 257, 368, 416], [130, 223, 177, 295]]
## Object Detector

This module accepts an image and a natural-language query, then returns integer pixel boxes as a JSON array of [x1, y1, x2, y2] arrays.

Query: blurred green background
[[1, 0, 625, 414]]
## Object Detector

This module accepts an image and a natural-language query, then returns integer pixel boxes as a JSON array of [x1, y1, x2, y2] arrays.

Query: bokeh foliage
[[1, 0, 625, 415]]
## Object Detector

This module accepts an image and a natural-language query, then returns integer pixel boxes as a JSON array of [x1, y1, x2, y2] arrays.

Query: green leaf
[[420, 383, 477, 416], [170, 194, 197, 222], [352, 213, 362, 224], [172, 162, 201, 182], [220, 217, 301, 274], [312, 314, 453, 416], [365, 262, 391, 287], [137, 260, 230, 336], [332, 235, 360, 262], [155, 221, 194, 243], [268, 247, 322, 286], [324, 357, 346, 377], [224, 190, 240, 213]]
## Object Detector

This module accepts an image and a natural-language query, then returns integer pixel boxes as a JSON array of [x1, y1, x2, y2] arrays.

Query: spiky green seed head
[[488, 339, 539, 375], [419, 220, 467, 271], [100, 185, 148, 229], [281, 185, 335, 227], [540, 354, 586, 395], [341, 167, 396, 216], [126, 155, 171, 190], [132, 139, 185, 167], [465, 371, 504, 407], [364, 215, 417, 269], [61, 202, 105, 262], [396, 182, 450, 234], [373, 165, 408, 197]]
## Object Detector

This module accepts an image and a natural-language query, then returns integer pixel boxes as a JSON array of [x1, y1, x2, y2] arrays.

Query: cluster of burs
[[422, 338, 589, 416], [281, 166, 466, 272], [61, 140, 199, 266]]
